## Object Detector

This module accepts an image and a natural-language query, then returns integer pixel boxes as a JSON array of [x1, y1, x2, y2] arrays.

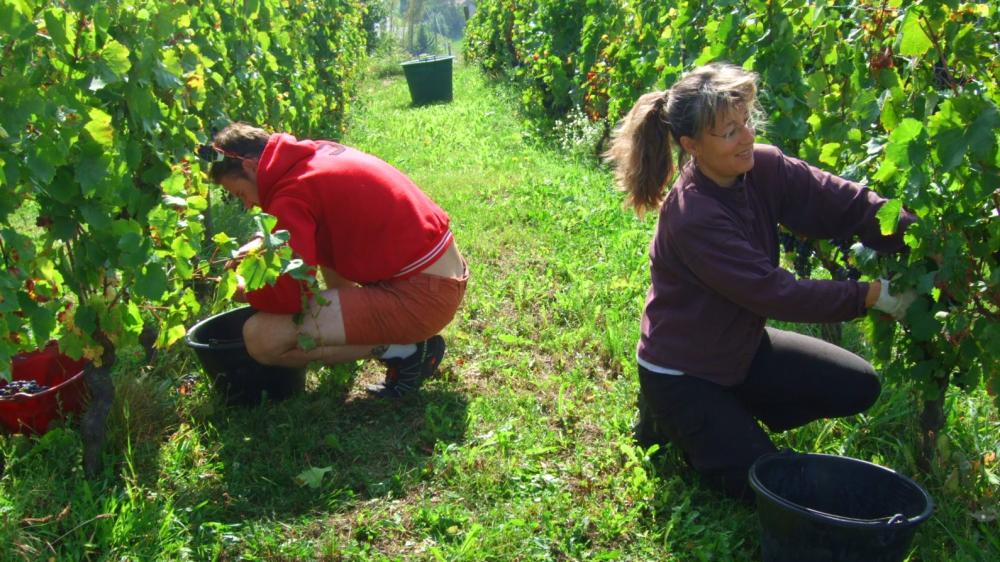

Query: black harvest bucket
[[749, 451, 933, 562], [185, 307, 306, 406]]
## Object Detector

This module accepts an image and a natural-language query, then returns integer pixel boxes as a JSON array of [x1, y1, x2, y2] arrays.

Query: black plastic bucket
[[749, 451, 933, 562], [185, 307, 306, 406], [401, 55, 454, 106]]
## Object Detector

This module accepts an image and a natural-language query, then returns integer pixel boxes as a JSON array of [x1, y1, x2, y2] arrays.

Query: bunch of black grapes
[[0, 380, 49, 398], [832, 238, 861, 281], [778, 234, 861, 281], [779, 232, 814, 278]]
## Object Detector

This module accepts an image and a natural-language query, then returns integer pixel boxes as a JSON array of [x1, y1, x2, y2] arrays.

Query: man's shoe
[[366, 336, 445, 398]]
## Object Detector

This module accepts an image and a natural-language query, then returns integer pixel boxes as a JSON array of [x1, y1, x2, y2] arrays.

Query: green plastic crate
[[401, 55, 454, 106]]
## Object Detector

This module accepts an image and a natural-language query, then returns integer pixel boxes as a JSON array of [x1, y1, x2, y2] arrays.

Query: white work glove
[[872, 278, 917, 321]]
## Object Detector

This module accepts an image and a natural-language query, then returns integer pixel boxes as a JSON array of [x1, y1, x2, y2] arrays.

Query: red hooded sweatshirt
[[246, 134, 452, 314]]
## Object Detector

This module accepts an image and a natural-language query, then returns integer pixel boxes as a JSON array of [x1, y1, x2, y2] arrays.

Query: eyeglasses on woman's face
[[705, 102, 757, 142], [707, 114, 756, 142]]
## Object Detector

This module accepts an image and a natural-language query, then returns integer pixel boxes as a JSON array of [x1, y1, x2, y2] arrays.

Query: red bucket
[[1, 342, 89, 434]]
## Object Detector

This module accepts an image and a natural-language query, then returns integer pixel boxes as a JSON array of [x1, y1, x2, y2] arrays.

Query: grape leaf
[[967, 104, 999, 159], [819, 142, 841, 168], [135, 263, 168, 300], [877, 200, 902, 236], [101, 40, 132, 77], [43, 8, 73, 55], [162, 323, 187, 347], [84, 108, 114, 147], [31, 306, 56, 342], [237, 255, 271, 291], [905, 299, 940, 342], [117, 232, 147, 268], [295, 466, 332, 489], [898, 9, 931, 57]]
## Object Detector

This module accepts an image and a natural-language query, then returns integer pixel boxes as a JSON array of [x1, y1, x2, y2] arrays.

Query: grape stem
[[919, 15, 959, 94]]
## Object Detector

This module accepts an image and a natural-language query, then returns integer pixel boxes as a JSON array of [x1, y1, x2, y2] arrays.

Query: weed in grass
[[551, 105, 608, 162]]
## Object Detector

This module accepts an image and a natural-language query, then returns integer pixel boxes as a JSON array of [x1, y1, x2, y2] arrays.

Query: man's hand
[[225, 237, 265, 271], [233, 274, 249, 303], [872, 278, 917, 321]]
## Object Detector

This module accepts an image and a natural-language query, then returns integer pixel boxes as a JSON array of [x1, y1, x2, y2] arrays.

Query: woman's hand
[[864, 280, 881, 308], [870, 278, 917, 321]]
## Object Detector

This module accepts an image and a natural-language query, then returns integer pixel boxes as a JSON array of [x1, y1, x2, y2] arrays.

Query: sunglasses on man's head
[[196, 143, 255, 163]]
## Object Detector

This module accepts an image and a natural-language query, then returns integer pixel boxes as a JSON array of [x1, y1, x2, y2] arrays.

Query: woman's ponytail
[[605, 62, 762, 217], [604, 90, 675, 217]]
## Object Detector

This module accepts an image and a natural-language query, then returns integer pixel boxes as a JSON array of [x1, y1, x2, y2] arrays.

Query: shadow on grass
[[648, 440, 757, 509], [194, 366, 469, 521], [404, 99, 456, 110]]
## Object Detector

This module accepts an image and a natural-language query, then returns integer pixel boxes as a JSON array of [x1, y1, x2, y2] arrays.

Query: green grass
[[1, 55, 998, 561]]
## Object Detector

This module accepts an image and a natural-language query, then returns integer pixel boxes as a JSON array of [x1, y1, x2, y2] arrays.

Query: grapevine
[[466, 0, 1000, 468], [0, 0, 369, 475]]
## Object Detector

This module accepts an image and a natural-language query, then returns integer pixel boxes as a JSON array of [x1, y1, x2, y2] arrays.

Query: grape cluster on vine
[[832, 238, 861, 281], [779, 231, 813, 278], [793, 242, 812, 278], [779, 231, 796, 253]]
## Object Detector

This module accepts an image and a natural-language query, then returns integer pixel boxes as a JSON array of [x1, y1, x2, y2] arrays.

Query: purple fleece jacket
[[637, 144, 915, 386]]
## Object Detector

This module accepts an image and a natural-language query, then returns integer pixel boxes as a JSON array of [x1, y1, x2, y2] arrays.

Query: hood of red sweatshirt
[[256, 133, 318, 208]]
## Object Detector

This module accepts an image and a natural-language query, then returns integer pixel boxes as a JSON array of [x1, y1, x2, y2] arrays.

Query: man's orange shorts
[[338, 264, 469, 345]]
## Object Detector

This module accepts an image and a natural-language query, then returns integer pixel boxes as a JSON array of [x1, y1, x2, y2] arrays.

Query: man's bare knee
[[243, 313, 295, 365]]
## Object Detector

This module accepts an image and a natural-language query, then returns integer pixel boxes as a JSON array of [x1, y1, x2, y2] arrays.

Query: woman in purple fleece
[[604, 62, 916, 501]]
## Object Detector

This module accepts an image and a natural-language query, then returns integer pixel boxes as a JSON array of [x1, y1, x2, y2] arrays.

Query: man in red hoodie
[[202, 123, 469, 397]]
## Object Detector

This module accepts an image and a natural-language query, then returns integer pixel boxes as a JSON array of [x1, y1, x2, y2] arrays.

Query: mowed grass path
[[332, 61, 721, 559], [2, 58, 996, 561]]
